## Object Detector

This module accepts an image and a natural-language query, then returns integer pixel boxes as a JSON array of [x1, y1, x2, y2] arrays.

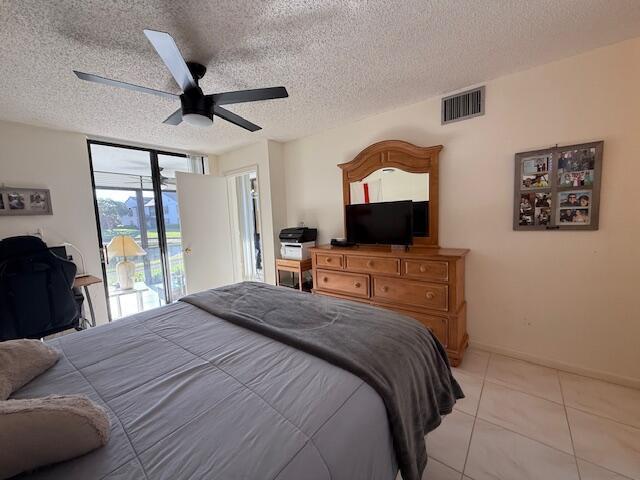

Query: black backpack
[[0, 236, 79, 340]]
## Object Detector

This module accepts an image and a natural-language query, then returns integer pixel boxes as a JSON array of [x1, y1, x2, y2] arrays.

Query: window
[[89, 141, 205, 320]]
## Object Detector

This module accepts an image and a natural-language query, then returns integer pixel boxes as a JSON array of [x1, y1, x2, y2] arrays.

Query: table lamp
[[106, 235, 146, 290]]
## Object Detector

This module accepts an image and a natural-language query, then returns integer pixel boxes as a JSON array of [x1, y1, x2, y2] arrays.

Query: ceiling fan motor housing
[[180, 87, 214, 121]]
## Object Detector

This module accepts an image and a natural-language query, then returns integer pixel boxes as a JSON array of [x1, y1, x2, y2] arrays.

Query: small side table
[[109, 282, 149, 319], [73, 274, 102, 328], [275, 258, 313, 292]]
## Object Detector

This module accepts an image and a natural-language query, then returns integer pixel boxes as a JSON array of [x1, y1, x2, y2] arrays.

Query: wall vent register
[[441, 86, 485, 124]]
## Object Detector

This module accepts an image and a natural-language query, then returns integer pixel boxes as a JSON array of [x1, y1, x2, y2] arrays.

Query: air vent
[[441, 86, 485, 124]]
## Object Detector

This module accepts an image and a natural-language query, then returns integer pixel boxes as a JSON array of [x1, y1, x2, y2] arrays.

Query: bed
[[12, 282, 461, 480]]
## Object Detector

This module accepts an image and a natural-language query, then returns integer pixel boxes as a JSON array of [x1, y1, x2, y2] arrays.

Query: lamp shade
[[106, 235, 146, 258]]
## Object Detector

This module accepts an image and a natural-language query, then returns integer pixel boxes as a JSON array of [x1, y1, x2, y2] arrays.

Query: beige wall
[[283, 37, 640, 384], [267, 141, 288, 261], [0, 121, 109, 325]]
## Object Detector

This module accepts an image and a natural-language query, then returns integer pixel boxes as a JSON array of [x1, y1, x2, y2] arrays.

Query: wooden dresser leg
[[447, 333, 469, 367]]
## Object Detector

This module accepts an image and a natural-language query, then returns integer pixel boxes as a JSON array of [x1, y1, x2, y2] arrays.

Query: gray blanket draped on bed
[[181, 282, 463, 480]]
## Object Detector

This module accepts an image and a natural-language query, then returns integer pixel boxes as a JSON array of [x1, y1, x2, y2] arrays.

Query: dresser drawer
[[403, 259, 449, 282], [345, 255, 400, 275], [372, 276, 448, 311], [316, 269, 369, 298], [381, 305, 449, 347], [315, 253, 343, 269]]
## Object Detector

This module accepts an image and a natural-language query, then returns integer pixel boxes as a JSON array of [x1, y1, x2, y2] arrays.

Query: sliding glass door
[[88, 141, 204, 320]]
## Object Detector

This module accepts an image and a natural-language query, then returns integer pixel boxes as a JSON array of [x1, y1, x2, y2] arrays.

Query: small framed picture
[[535, 207, 551, 226], [520, 154, 551, 190], [518, 193, 535, 226], [523, 154, 551, 175], [557, 148, 596, 187], [558, 190, 591, 209], [558, 208, 590, 225], [0, 187, 53, 216], [514, 141, 602, 230]]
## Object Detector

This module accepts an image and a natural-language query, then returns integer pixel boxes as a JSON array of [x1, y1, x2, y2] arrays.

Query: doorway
[[226, 169, 264, 282], [88, 141, 204, 320]]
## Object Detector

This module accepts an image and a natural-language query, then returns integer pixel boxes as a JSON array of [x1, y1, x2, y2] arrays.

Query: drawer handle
[[354, 282, 361, 288], [322, 276, 329, 282], [426, 291, 435, 299], [419, 265, 427, 273], [367, 260, 374, 268], [326, 257, 332, 263], [381, 286, 389, 292]]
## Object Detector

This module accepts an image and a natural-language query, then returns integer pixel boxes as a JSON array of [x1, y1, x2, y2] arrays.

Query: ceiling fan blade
[[163, 108, 183, 125], [144, 29, 196, 92], [211, 87, 288, 106], [73, 71, 177, 100], [213, 106, 261, 132]]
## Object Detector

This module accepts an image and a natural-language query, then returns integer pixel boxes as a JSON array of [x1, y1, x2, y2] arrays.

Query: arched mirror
[[339, 140, 441, 246]]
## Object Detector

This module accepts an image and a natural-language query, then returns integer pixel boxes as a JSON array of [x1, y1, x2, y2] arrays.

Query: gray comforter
[[15, 292, 395, 479], [13, 282, 460, 480], [182, 282, 463, 480]]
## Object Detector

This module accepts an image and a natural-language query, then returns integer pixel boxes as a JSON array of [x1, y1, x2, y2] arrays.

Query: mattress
[[12, 301, 397, 480]]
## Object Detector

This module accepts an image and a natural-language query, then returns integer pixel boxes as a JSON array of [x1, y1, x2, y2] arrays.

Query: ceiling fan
[[73, 29, 288, 131]]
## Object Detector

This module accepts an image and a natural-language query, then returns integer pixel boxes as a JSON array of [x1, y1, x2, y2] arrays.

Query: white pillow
[[0, 339, 59, 400], [0, 395, 110, 479]]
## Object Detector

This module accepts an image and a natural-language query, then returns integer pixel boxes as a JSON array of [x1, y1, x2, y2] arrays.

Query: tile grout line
[[473, 349, 640, 392], [453, 351, 639, 479], [472, 353, 574, 457], [563, 404, 640, 432], [456, 361, 579, 460], [441, 413, 621, 477], [467, 368, 640, 433], [557, 368, 582, 480], [575, 458, 636, 480], [475, 413, 576, 457], [458, 351, 491, 477], [481, 377, 565, 405]]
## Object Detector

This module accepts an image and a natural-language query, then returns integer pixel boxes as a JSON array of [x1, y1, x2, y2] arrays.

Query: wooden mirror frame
[[338, 140, 442, 247]]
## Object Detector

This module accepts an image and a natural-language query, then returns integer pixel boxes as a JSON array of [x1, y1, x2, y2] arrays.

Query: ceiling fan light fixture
[[74, 30, 288, 131], [182, 112, 213, 127]]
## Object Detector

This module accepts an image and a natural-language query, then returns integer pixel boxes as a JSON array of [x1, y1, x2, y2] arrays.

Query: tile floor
[[419, 349, 640, 480]]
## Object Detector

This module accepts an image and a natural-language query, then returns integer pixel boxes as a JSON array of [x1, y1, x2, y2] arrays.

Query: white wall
[[267, 141, 288, 258], [282, 38, 640, 384], [215, 140, 287, 285], [0, 121, 109, 324]]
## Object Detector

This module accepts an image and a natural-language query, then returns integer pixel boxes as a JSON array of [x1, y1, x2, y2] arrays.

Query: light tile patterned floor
[[419, 349, 640, 480]]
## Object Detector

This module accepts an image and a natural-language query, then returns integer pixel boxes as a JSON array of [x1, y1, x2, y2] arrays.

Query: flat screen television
[[412, 200, 429, 237], [346, 200, 414, 245]]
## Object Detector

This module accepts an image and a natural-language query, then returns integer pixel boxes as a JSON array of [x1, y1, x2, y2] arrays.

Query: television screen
[[346, 201, 413, 245], [412, 201, 429, 237]]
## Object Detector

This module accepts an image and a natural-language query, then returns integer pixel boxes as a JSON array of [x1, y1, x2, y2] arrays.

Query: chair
[[0, 236, 79, 341]]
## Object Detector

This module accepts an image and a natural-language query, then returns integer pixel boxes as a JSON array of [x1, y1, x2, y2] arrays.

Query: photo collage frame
[[513, 141, 602, 230], [0, 187, 53, 216]]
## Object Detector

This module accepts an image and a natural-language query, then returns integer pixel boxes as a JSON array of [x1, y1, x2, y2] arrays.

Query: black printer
[[279, 227, 317, 260], [279, 227, 317, 243]]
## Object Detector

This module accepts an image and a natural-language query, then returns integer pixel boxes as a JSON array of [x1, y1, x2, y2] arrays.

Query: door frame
[[223, 164, 264, 283], [87, 139, 204, 321]]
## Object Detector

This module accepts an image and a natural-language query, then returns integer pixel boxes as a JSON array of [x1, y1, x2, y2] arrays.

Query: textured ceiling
[[1, 0, 639, 155]]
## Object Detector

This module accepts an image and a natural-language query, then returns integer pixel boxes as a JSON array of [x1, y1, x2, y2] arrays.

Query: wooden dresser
[[310, 244, 468, 365]]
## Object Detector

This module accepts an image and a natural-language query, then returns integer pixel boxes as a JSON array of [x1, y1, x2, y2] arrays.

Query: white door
[[176, 172, 234, 294]]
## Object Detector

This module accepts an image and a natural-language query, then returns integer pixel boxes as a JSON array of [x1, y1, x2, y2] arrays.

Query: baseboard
[[469, 340, 640, 390]]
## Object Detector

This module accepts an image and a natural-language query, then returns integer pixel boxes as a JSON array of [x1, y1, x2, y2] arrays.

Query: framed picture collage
[[513, 141, 603, 230], [0, 187, 53, 216]]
